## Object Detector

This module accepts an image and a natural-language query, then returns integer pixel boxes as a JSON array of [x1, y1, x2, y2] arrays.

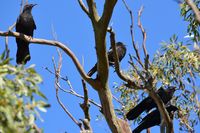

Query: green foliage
[[181, 0, 200, 41], [152, 35, 199, 87], [0, 52, 48, 133], [116, 35, 200, 132], [152, 35, 200, 132]]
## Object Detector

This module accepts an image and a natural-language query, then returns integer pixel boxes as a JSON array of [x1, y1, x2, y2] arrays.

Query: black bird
[[132, 105, 178, 133], [126, 86, 176, 120], [87, 42, 126, 76], [16, 4, 37, 64]]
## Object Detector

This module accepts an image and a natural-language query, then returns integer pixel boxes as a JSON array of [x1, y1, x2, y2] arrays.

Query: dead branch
[[138, 6, 147, 58], [53, 50, 83, 130], [78, 0, 90, 18], [122, 0, 144, 67], [137, 6, 151, 68], [44, 66, 102, 109], [80, 79, 93, 131]]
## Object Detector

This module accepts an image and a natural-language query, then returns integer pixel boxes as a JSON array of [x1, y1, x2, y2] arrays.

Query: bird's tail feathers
[[126, 100, 147, 120], [87, 64, 97, 77], [132, 126, 142, 133], [16, 40, 30, 64]]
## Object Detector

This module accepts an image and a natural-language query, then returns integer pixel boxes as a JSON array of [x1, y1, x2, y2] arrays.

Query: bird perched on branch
[[126, 86, 176, 120], [87, 42, 126, 76], [16, 4, 37, 64], [132, 105, 178, 133]]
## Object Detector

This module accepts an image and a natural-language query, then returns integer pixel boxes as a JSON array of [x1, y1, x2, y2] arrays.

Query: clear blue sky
[[0, 0, 199, 133]]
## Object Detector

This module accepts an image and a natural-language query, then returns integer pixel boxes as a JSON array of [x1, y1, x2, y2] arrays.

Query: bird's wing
[[87, 63, 97, 76], [117, 45, 126, 61], [126, 97, 153, 120], [107, 48, 114, 64], [140, 109, 159, 124], [16, 16, 22, 32]]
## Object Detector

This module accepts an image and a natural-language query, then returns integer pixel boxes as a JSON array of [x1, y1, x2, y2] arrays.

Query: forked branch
[[52, 49, 83, 130]]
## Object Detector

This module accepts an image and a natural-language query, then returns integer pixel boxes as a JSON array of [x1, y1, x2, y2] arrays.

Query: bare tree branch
[[86, 0, 99, 24], [80, 79, 90, 121], [112, 95, 124, 107], [53, 50, 83, 130], [122, 0, 144, 67], [186, 0, 200, 23], [80, 79, 93, 131], [0, 30, 97, 89], [78, 0, 90, 18], [58, 82, 102, 109], [4, 0, 24, 60], [138, 6, 148, 58], [100, 0, 117, 32], [4, 23, 16, 60], [44, 67, 102, 109], [5, 35, 9, 59]]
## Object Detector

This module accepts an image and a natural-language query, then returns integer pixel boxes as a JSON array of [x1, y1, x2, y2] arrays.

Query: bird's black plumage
[[126, 86, 176, 120], [16, 4, 36, 64], [132, 105, 178, 133], [87, 42, 127, 76]]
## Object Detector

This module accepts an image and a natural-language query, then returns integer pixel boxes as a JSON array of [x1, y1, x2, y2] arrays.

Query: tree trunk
[[98, 86, 131, 133]]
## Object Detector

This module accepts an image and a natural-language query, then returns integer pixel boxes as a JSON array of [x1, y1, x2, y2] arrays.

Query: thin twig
[[20, 0, 24, 13], [44, 67, 102, 109], [112, 95, 124, 106], [128, 54, 146, 82], [44, 67, 68, 81], [179, 118, 194, 132], [58, 83, 102, 109], [138, 6, 147, 58], [122, 0, 144, 67], [4, 0, 22, 60], [4, 23, 16, 60], [53, 50, 83, 130]]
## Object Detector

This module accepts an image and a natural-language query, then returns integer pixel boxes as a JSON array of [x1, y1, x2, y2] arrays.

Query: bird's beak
[[32, 4, 37, 7]]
